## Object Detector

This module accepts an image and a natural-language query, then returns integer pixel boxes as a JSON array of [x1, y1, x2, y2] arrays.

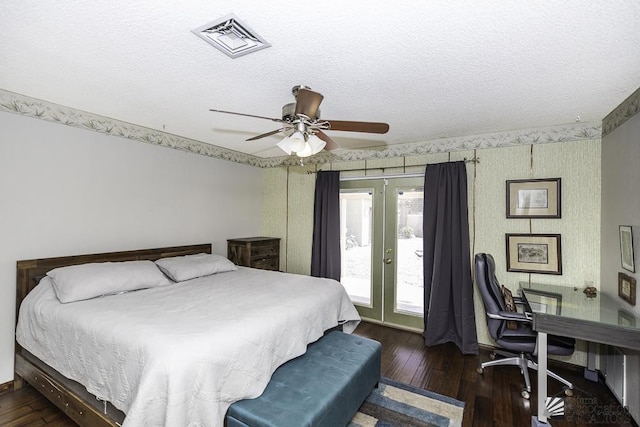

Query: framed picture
[[618, 272, 636, 306], [619, 225, 635, 272], [524, 289, 562, 315], [618, 309, 636, 327], [506, 178, 561, 218], [506, 234, 562, 275]]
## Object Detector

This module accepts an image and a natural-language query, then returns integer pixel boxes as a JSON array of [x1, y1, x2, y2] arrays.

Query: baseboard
[[359, 318, 424, 334], [0, 380, 14, 395]]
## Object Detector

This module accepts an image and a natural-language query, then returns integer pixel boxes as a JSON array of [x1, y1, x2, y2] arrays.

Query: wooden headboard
[[15, 243, 211, 326]]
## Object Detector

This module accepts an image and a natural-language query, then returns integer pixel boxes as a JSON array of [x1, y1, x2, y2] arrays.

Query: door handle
[[384, 258, 392, 264]]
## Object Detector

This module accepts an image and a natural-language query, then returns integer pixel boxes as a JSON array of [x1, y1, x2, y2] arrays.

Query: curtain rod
[[306, 156, 479, 180], [338, 172, 423, 181]]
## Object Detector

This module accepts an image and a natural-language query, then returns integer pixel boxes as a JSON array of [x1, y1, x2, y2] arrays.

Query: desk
[[520, 282, 640, 426]]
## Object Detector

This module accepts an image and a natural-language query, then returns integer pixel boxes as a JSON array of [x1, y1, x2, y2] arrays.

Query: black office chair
[[475, 253, 574, 399]]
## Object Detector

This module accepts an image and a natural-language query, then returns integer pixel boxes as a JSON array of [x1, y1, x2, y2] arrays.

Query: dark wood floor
[[0, 322, 636, 426], [354, 322, 636, 427]]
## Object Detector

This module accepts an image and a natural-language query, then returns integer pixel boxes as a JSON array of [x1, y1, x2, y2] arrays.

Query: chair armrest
[[512, 296, 526, 304], [487, 311, 532, 323]]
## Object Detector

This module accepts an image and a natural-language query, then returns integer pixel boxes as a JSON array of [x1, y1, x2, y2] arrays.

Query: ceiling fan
[[210, 85, 389, 158]]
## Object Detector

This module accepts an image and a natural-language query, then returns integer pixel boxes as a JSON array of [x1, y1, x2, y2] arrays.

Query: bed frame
[[14, 243, 212, 427]]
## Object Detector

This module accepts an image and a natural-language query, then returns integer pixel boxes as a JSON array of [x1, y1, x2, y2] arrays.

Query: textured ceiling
[[2, 1, 640, 158]]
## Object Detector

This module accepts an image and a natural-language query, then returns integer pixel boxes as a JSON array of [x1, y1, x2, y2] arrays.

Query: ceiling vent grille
[[192, 14, 270, 58]]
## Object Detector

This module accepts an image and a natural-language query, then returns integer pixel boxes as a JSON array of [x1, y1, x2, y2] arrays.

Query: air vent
[[192, 14, 270, 58]]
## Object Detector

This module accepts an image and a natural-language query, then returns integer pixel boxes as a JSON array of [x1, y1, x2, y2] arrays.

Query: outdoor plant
[[399, 226, 415, 239], [345, 234, 359, 249]]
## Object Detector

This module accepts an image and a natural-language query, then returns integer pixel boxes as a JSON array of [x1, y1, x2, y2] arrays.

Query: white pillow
[[155, 253, 237, 282], [47, 260, 172, 303]]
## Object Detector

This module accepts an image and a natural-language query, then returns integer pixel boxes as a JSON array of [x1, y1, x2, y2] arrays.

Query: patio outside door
[[339, 177, 424, 330]]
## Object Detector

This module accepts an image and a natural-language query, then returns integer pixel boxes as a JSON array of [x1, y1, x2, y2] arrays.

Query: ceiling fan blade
[[316, 131, 340, 150], [294, 88, 324, 118], [246, 127, 289, 141], [326, 120, 390, 134], [209, 109, 286, 123]]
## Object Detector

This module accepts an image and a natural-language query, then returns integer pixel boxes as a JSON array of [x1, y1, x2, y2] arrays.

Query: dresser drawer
[[251, 257, 278, 271], [251, 242, 279, 258]]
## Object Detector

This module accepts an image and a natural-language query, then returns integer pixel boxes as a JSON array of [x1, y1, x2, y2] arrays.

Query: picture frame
[[506, 178, 561, 218], [618, 272, 636, 306], [618, 309, 636, 327], [524, 289, 562, 315], [506, 234, 562, 275], [619, 225, 635, 272]]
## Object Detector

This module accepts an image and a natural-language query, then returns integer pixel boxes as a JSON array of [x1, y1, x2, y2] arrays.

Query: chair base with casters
[[477, 349, 574, 399], [474, 252, 576, 401]]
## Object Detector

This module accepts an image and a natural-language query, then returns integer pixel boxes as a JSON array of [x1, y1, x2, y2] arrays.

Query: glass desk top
[[520, 282, 640, 424], [519, 282, 640, 350]]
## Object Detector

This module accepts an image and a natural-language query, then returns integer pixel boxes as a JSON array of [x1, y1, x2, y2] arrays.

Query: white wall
[[0, 112, 264, 384]]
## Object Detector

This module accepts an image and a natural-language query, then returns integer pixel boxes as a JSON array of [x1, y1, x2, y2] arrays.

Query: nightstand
[[227, 237, 281, 271]]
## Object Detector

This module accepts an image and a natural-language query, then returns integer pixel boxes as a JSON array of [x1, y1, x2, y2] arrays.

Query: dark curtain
[[311, 171, 341, 281], [422, 161, 478, 354]]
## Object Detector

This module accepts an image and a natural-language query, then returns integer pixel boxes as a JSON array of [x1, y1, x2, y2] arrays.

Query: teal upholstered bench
[[226, 331, 382, 427]]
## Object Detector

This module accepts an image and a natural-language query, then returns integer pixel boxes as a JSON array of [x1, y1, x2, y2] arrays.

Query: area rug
[[350, 378, 465, 427]]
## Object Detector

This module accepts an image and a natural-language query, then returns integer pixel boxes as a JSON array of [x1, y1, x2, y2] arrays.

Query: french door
[[339, 177, 424, 330]]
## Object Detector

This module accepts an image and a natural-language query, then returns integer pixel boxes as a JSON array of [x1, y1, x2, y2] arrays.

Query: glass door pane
[[394, 187, 424, 315], [340, 190, 373, 306], [339, 180, 384, 321], [383, 178, 424, 329]]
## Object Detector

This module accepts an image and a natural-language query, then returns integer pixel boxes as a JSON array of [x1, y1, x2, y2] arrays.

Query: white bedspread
[[16, 267, 360, 427]]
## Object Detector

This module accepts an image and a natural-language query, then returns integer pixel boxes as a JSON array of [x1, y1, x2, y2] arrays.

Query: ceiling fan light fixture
[[296, 144, 313, 158], [308, 134, 326, 153], [277, 132, 326, 157], [276, 137, 293, 155], [296, 134, 326, 158], [276, 132, 304, 155], [288, 131, 306, 152]]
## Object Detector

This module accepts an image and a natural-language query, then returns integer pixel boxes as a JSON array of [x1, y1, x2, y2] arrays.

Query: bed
[[14, 243, 361, 427]]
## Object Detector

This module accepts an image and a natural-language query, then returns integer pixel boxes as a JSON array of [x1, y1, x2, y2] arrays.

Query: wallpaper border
[[0, 89, 265, 167], [272, 122, 602, 167], [1, 88, 601, 168], [602, 85, 640, 137]]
